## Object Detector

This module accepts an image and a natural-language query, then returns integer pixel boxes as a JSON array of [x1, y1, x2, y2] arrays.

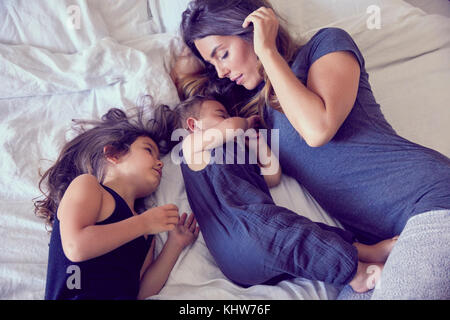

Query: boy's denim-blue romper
[[180, 142, 358, 287]]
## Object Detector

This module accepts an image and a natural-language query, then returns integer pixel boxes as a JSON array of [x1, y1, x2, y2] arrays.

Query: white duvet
[[0, 0, 449, 299]]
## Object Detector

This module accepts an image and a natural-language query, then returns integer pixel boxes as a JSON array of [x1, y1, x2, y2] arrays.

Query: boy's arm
[[187, 117, 250, 154], [248, 134, 282, 188]]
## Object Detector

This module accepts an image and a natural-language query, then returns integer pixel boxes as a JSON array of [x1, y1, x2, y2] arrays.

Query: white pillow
[[148, 0, 191, 34], [91, 0, 159, 43], [272, 0, 407, 36], [147, 0, 409, 35], [0, 0, 157, 52]]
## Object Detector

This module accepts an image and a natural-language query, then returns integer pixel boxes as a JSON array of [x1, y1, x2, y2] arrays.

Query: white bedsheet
[[0, 0, 449, 300]]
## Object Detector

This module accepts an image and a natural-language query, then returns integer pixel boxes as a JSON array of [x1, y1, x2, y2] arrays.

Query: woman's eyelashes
[[220, 51, 228, 60]]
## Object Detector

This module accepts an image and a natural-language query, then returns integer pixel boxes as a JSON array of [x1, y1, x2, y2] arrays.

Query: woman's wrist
[[257, 47, 281, 65]]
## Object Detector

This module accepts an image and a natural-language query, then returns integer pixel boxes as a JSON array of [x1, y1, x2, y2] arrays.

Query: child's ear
[[186, 117, 198, 132], [103, 145, 120, 164]]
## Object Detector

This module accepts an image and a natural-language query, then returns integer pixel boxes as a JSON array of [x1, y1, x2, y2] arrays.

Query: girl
[[175, 95, 397, 293], [177, 0, 450, 299], [35, 107, 199, 300]]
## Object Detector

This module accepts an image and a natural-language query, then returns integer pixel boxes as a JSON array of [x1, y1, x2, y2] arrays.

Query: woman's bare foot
[[349, 261, 384, 293], [354, 236, 399, 263]]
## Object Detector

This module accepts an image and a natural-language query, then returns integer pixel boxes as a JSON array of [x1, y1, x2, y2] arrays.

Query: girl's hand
[[242, 7, 279, 58], [141, 204, 180, 234], [167, 212, 200, 249]]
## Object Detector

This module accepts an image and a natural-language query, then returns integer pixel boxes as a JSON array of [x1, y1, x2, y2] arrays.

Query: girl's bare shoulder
[[68, 174, 102, 194], [58, 174, 111, 223], [61, 174, 104, 208]]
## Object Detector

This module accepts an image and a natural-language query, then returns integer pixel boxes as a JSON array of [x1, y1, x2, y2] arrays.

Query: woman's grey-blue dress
[[180, 144, 358, 286], [263, 27, 450, 298], [264, 27, 450, 243]]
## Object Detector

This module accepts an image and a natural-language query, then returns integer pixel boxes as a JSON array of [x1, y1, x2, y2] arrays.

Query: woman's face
[[194, 35, 263, 90]]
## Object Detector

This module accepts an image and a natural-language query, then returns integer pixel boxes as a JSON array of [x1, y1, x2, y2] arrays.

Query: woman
[[176, 0, 450, 299]]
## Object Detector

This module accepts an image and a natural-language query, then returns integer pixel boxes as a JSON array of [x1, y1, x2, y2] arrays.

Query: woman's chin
[[243, 78, 263, 91], [242, 81, 254, 90]]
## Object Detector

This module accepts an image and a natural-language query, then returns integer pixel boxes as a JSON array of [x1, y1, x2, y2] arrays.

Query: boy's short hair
[[175, 95, 215, 129]]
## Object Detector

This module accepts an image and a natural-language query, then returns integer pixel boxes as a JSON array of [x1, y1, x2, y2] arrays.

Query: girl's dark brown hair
[[180, 0, 298, 124], [34, 105, 178, 229]]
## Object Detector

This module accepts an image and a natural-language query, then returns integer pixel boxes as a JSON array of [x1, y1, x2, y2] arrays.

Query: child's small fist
[[143, 204, 180, 234]]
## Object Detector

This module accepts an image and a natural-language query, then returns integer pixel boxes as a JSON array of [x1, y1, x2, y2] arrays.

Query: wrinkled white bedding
[[0, 0, 449, 299]]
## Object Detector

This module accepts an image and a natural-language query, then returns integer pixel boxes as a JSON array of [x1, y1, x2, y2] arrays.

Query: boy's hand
[[246, 115, 261, 130], [142, 204, 180, 234], [167, 212, 200, 249]]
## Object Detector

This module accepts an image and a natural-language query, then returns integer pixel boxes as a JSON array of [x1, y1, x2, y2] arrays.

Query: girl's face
[[194, 35, 263, 90], [113, 136, 163, 197]]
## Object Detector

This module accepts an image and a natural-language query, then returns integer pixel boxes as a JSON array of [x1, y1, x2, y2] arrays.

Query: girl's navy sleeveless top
[[45, 185, 152, 300]]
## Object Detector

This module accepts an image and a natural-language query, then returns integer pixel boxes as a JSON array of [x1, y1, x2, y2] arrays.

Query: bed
[[0, 0, 449, 300]]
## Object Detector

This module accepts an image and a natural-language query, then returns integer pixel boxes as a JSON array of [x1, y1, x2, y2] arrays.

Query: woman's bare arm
[[259, 49, 360, 147], [243, 7, 360, 147]]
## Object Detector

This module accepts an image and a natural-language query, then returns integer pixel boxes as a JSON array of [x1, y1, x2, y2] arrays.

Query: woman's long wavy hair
[[34, 104, 179, 230], [180, 0, 298, 125]]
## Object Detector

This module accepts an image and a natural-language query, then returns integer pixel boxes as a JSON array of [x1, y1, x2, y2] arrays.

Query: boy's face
[[196, 100, 230, 130]]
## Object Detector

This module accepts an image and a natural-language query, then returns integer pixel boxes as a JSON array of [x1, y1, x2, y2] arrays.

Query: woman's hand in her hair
[[141, 204, 180, 234], [242, 7, 279, 59], [167, 212, 200, 249]]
